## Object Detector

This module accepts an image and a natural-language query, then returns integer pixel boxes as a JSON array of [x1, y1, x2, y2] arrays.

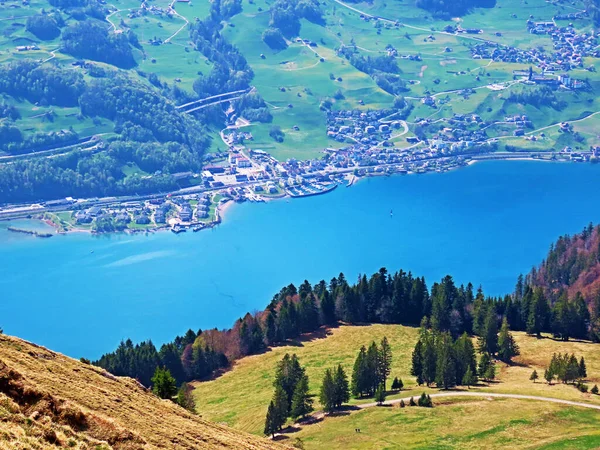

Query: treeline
[[268, 0, 324, 39], [338, 46, 408, 95], [61, 20, 138, 69], [94, 259, 600, 391], [415, 0, 496, 17], [93, 330, 228, 388]]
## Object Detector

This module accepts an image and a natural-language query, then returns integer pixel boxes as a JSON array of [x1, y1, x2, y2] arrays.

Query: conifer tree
[[498, 317, 520, 363], [435, 332, 456, 389], [391, 377, 403, 390], [378, 336, 393, 390], [462, 367, 476, 389], [333, 364, 350, 408], [530, 369, 538, 383], [274, 353, 305, 409], [544, 368, 554, 385], [409, 396, 416, 406], [421, 332, 437, 387], [527, 289, 550, 337], [484, 363, 496, 382], [351, 346, 368, 398], [290, 374, 313, 420], [272, 384, 289, 429], [366, 341, 380, 395], [478, 307, 498, 355], [319, 368, 337, 413], [579, 356, 587, 379], [374, 384, 386, 405], [591, 385, 599, 395], [151, 367, 177, 399], [264, 401, 277, 438], [400, 399, 406, 407], [478, 352, 491, 379], [453, 332, 477, 385], [411, 340, 424, 385]]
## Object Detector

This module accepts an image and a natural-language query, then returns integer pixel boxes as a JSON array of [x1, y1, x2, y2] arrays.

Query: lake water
[[1, 160, 600, 359]]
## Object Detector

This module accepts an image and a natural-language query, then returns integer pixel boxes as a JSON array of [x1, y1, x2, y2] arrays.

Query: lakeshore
[[2, 160, 600, 359], [0, 154, 585, 237]]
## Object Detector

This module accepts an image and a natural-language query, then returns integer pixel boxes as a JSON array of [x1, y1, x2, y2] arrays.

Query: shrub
[[409, 396, 416, 406], [591, 385, 599, 395]]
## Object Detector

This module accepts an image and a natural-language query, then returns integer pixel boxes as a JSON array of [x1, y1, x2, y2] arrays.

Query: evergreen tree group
[[319, 365, 350, 413], [544, 353, 587, 385], [264, 354, 313, 436], [411, 322, 479, 389], [351, 337, 393, 397]]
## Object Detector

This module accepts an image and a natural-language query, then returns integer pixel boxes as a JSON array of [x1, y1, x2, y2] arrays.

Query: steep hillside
[[0, 333, 286, 449], [527, 223, 600, 303]]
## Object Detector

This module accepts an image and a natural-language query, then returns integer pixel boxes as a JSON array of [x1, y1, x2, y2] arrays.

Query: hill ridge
[[0, 333, 286, 449]]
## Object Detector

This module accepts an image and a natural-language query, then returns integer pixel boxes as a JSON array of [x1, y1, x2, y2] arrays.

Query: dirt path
[[358, 391, 600, 410]]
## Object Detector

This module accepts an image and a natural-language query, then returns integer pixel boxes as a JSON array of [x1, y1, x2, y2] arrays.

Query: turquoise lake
[[1, 160, 600, 359]]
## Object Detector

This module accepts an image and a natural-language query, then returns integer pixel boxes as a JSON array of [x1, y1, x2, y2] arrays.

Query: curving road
[[358, 391, 600, 410]]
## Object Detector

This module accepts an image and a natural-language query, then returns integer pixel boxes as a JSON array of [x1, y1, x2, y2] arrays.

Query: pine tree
[[478, 352, 491, 379], [272, 384, 289, 429], [391, 377, 403, 390], [579, 356, 587, 379], [320, 368, 337, 413], [435, 332, 456, 389], [478, 307, 499, 355], [378, 336, 393, 390], [421, 332, 437, 387], [454, 332, 477, 385], [544, 368, 553, 385], [351, 346, 368, 398], [530, 369, 538, 383], [264, 310, 277, 345], [498, 317, 520, 363], [366, 341, 380, 395], [411, 340, 424, 385], [151, 367, 177, 399], [409, 396, 416, 406], [462, 367, 476, 389], [484, 363, 496, 382], [418, 392, 432, 407], [333, 364, 350, 408], [374, 384, 386, 405], [274, 353, 305, 409], [527, 289, 550, 338], [290, 375, 313, 420], [591, 384, 599, 395], [264, 401, 277, 437], [400, 399, 406, 407]]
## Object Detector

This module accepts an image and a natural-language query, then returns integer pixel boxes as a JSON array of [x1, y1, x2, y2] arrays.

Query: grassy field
[[192, 324, 600, 445], [295, 397, 600, 449]]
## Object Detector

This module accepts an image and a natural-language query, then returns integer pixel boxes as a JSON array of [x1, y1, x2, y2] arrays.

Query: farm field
[[192, 324, 600, 445]]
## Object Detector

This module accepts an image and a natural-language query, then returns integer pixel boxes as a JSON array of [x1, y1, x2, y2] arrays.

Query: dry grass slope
[[0, 334, 288, 450]]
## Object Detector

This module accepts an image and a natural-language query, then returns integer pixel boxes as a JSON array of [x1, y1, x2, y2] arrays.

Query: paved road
[[358, 391, 600, 410]]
